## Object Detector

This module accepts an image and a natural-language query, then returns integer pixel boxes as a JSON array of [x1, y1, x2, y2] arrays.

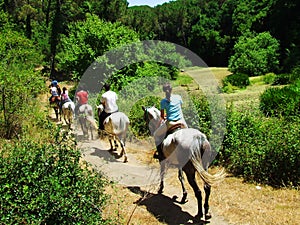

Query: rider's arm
[[160, 109, 166, 120]]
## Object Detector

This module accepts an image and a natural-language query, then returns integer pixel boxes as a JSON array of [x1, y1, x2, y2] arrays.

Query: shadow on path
[[91, 147, 123, 162], [128, 186, 209, 225]]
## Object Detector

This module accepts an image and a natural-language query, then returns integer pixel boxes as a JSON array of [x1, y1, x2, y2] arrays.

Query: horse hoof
[[193, 214, 203, 223], [123, 157, 128, 163], [205, 212, 212, 220]]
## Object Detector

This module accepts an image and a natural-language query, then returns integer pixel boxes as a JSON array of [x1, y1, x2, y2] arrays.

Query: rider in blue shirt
[[154, 83, 187, 159]]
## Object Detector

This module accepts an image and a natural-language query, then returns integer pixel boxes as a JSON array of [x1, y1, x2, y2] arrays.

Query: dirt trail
[[78, 135, 230, 225]]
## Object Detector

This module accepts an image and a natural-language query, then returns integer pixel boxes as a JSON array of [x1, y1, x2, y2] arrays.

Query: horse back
[[104, 112, 129, 135]]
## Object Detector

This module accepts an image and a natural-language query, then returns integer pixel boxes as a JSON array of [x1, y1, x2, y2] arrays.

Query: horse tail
[[190, 135, 226, 186]]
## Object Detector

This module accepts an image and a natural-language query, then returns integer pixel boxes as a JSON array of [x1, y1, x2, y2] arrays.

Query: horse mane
[[149, 106, 161, 121]]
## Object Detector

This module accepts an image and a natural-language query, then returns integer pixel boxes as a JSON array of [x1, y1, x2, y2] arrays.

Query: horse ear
[[142, 106, 146, 111]]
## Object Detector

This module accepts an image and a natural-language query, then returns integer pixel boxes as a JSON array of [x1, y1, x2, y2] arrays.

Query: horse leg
[[54, 108, 59, 120], [158, 161, 166, 194], [118, 138, 128, 163], [204, 183, 211, 220], [108, 138, 114, 151], [90, 123, 93, 140], [114, 136, 118, 149], [183, 161, 203, 221], [178, 169, 188, 203]]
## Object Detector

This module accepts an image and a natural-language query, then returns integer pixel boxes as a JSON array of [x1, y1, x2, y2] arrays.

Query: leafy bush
[[273, 66, 300, 85], [219, 106, 300, 187], [260, 81, 300, 118], [129, 96, 161, 137], [0, 28, 45, 138], [222, 73, 250, 92], [263, 73, 276, 84], [228, 32, 280, 76], [57, 13, 140, 80], [0, 136, 110, 224]]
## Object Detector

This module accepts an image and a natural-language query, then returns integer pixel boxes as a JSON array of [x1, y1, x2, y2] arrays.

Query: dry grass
[[211, 174, 300, 225]]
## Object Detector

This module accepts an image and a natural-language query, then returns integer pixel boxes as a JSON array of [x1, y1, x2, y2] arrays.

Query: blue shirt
[[160, 94, 183, 121]]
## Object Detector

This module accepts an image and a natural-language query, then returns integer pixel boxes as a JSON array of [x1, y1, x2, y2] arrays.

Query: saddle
[[50, 96, 60, 103], [166, 123, 186, 136], [154, 123, 185, 160]]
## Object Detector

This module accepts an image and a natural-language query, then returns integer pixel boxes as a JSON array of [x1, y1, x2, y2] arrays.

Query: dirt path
[[78, 135, 230, 225]]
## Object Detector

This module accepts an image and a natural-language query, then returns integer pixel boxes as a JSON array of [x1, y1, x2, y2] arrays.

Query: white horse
[[78, 104, 97, 140], [97, 104, 130, 163], [61, 101, 75, 128], [142, 106, 226, 221]]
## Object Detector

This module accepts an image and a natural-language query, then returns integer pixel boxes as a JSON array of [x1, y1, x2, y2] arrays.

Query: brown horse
[[49, 96, 61, 121]]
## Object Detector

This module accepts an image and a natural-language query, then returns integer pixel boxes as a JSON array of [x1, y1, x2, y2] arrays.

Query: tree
[[228, 32, 280, 76], [57, 13, 140, 80], [0, 23, 44, 138]]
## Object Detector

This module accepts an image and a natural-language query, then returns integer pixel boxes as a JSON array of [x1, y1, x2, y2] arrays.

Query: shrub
[[0, 136, 110, 224], [222, 73, 250, 92], [129, 96, 161, 137], [218, 106, 300, 187], [260, 82, 300, 118], [263, 73, 276, 84], [273, 67, 300, 85], [228, 32, 280, 76]]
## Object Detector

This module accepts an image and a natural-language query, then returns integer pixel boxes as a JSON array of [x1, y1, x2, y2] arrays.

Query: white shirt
[[101, 90, 118, 113], [50, 86, 58, 96]]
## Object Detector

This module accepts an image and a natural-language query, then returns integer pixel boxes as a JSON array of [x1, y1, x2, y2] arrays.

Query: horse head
[[97, 104, 104, 117], [142, 106, 161, 136]]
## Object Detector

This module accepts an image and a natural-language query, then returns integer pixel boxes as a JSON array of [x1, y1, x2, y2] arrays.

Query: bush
[[228, 32, 280, 76], [222, 73, 250, 92], [129, 96, 161, 137], [260, 81, 300, 118], [0, 136, 110, 224], [218, 106, 300, 187], [263, 73, 276, 84], [273, 66, 300, 85]]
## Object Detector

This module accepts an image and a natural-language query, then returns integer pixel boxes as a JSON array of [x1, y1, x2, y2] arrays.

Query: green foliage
[[109, 62, 179, 92], [129, 96, 161, 137], [222, 73, 250, 93], [183, 93, 211, 135], [260, 80, 300, 118], [121, 6, 159, 40], [219, 106, 300, 187], [0, 136, 110, 224], [262, 72, 276, 84], [0, 27, 44, 138], [228, 32, 280, 76], [273, 66, 300, 85], [57, 13, 140, 80]]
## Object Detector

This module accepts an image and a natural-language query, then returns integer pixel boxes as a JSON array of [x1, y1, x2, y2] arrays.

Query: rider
[[75, 85, 89, 116], [153, 82, 187, 159], [98, 83, 118, 131], [49, 82, 60, 102], [60, 87, 71, 109]]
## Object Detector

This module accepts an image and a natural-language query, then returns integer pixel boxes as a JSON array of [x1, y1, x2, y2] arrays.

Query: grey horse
[[143, 106, 226, 221], [97, 104, 130, 163], [78, 104, 97, 140]]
